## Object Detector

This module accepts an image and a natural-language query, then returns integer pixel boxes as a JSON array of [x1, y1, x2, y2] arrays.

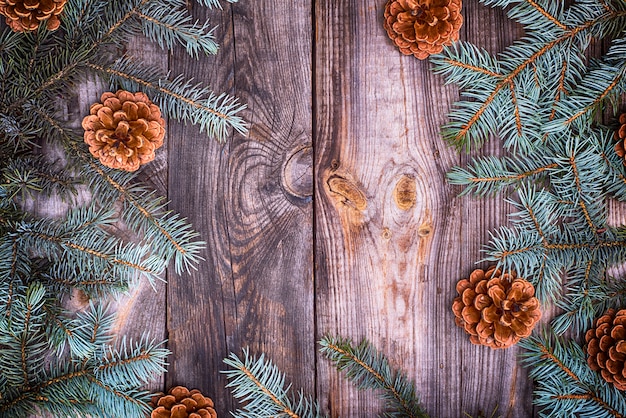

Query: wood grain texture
[[165, 2, 314, 415], [314, 1, 535, 417], [105, 37, 169, 393]]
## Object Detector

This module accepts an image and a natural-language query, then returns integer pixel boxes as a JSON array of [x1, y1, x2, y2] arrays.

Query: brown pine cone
[[0, 0, 67, 32], [585, 309, 626, 390], [151, 386, 217, 418], [82, 90, 166, 172], [383, 0, 463, 59], [452, 267, 541, 349], [614, 113, 626, 165]]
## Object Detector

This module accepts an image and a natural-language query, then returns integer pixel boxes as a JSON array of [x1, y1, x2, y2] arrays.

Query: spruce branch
[[41, 262, 130, 297], [520, 331, 626, 417], [0, 283, 48, 389], [446, 154, 557, 196], [32, 106, 205, 274], [95, 0, 153, 46], [549, 262, 626, 335], [431, 2, 626, 150], [88, 56, 247, 141], [224, 349, 324, 418], [0, 285, 168, 418], [138, 0, 220, 57], [94, 336, 169, 389], [12, 211, 167, 286], [1, 155, 77, 201], [319, 335, 428, 418], [548, 36, 626, 134], [78, 149, 205, 274], [194, 0, 238, 9], [1, 0, 241, 415]]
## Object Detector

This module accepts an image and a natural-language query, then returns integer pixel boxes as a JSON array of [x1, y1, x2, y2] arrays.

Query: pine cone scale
[[494, 322, 514, 346], [474, 293, 491, 310], [461, 305, 480, 324], [609, 346, 625, 362], [611, 324, 626, 339], [461, 288, 476, 306], [0, 0, 66, 31], [455, 279, 471, 294], [158, 395, 177, 409], [481, 305, 499, 323], [600, 335, 614, 351]]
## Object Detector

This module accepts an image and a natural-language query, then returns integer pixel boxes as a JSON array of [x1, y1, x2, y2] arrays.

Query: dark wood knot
[[282, 145, 313, 199]]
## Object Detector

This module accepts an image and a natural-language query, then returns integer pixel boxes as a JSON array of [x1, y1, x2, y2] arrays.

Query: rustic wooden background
[[108, 1, 541, 417]]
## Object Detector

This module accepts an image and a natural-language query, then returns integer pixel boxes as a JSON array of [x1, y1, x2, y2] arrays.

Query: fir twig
[[88, 57, 247, 141], [223, 349, 324, 418], [0, 285, 168, 418], [520, 331, 626, 418], [319, 336, 428, 418], [431, 2, 626, 150]]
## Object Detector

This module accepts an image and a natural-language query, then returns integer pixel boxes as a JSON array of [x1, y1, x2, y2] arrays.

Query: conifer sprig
[[32, 105, 205, 274], [1, 0, 241, 415], [0, 283, 168, 418], [195, 0, 238, 8], [138, 1, 220, 57], [89, 56, 247, 141], [224, 337, 429, 417], [438, 0, 626, 414], [223, 349, 324, 418], [320, 336, 428, 418], [520, 331, 626, 418], [431, 0, 626, 151]]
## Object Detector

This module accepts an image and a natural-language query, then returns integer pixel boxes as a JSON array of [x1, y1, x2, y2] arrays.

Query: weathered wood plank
[[314, 1, 534, 417], [107, 37, 169, 393], [165, 2, 314, 415]]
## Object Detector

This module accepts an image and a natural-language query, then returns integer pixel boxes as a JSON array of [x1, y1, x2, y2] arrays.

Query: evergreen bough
[[224, 336, 428, 418], [320, 336, 428, 418], [0, 0, 244, 416], [434, 0, 626, 415]]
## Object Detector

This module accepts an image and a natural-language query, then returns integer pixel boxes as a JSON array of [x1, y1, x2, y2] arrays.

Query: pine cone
[[0, 0, 67, 32], [82, 90, 166, 172], [614, 113, 626, 165], [151, 386, 217, 418], [585, 308, 626, 390], [383, 0, 463, 59], [452, 267, 541, 349]]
